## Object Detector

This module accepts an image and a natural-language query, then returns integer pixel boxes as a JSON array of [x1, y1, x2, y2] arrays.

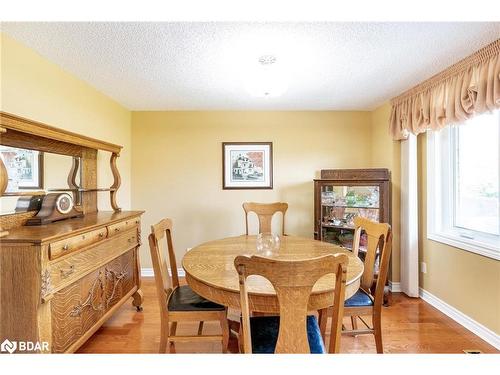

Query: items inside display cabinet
[[320, 185, 380, 250]]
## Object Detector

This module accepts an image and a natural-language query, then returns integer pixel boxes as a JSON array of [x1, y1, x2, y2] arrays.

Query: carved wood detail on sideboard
[[109, 152, 122, 212]]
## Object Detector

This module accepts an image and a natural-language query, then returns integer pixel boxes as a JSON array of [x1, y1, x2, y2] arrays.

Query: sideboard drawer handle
[[60, 265, 75, 278], [115, 228, 120, 232], [99, 232, 104, 238], [63, 244, 70, 251], [82, 235, 86, 240]]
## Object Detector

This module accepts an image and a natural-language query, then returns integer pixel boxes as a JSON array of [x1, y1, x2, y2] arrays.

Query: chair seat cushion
[[249, 315, 325, 354], [168, 285, 225, 311], [344, 289, 373, 307]]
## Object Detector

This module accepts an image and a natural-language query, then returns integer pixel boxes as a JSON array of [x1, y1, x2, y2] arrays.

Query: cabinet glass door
[[320, 185, 380, 249]]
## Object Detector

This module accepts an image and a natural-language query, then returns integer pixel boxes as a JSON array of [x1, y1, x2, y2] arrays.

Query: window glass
[[454, 111, 499, 235], [427, 109, 500, 259]]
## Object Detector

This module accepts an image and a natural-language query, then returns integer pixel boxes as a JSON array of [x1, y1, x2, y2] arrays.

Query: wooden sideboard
[[0, 211, 144, 353], [0, 112, 144, 353]]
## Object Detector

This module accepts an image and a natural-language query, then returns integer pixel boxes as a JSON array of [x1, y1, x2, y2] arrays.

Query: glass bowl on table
[[256, 232, 281, 257]]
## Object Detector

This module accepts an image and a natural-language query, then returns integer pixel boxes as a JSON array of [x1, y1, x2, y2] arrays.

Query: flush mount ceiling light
[[245, 55, 288, 98], [258, 55, 277, 65]]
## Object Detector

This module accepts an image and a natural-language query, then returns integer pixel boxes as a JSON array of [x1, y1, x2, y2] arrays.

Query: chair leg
[[159, 315, 169, 354], [351, 316, 358, 330], [238, 317, 245, 354], [219, 310, 230, 353], [318, 308, 329, 341], [373, 313, 383, 354], [169, 321, 178, 353]]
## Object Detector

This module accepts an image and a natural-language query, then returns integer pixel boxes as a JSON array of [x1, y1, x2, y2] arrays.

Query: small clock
[[26, 193, 83, 226], [55, 193, 74, 214]]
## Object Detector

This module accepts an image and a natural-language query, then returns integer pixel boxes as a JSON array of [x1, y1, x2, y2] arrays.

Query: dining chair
[[242, 202, 288, 235], [235, 253, 348, 354], [148, 218, 229, 353], [319, 216, 392, 353]]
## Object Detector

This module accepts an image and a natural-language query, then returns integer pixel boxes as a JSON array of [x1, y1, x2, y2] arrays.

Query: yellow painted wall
[[418, 133, 500, 334], [3, 31, 498, 336], [0, 33, 132, 210], [370, 103, 401, 282], [131, 111, 372, 266]]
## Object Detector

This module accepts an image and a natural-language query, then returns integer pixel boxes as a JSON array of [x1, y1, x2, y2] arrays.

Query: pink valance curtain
[[389, 39, 500, 140]]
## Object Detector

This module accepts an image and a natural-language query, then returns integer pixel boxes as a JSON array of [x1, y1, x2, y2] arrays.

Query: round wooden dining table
[[182, 235, 364, 313]]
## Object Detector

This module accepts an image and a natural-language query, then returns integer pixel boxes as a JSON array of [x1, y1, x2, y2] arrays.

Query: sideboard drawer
[[50, 230, 139, 291], [49, 227, 108, 260], [108, 218, 140, 237]]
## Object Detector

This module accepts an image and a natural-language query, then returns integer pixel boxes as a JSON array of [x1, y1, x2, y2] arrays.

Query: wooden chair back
[[234, 254, 348, 353], [242, 202, 288, 235], [352, 217, 392, 299], [148, 218, 180, 316]]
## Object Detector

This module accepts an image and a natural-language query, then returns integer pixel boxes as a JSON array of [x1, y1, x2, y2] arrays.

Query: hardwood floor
[[77, 277, 498, 354]]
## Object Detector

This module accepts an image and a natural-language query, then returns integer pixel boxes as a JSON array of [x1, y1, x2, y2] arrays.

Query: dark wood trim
[[319, 168, 390, 181], [222, 142, 273, 190]]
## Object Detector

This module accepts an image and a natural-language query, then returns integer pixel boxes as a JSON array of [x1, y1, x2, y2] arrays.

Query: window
[[427, 110, 500, 260]]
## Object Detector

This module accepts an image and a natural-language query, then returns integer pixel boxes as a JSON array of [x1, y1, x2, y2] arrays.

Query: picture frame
[[222, 142, 273, 190], [0, 146, 44, 190]]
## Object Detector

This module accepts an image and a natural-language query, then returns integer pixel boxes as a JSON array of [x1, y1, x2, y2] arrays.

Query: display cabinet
[[314, 168, 391, 251], [314, 168, 392, 304]]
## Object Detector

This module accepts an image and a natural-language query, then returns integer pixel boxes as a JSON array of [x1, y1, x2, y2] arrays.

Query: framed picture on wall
[[0, 146, 44, 191], [222, 142, 273, 189]]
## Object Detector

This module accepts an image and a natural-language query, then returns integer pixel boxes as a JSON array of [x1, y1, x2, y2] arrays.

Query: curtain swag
[[389, 39, 500, 140]]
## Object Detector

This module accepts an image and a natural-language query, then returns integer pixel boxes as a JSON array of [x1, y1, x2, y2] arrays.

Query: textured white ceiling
[[2, 22, 499, 110]]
